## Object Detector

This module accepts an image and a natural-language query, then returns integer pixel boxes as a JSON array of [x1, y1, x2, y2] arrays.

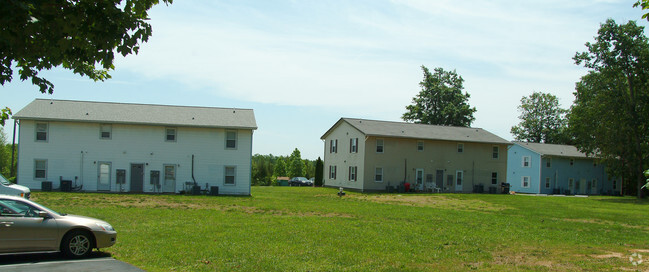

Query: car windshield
[[0, 174, 12, 186]]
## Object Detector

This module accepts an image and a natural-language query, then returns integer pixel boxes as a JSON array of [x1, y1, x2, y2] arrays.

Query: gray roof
[[514, 142, 590, 158], [13, 99, 257, 129], [322, 118, 510, 144]]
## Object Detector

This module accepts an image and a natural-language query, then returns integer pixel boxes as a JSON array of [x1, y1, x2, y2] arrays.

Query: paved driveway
[[0, 252, 144, 272]]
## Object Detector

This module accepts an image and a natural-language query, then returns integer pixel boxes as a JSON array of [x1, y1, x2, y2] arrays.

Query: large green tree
[[287, 148, 305, 178], [510, 92, 570, 144], [402, 65, 476, 127], [0, 0, 172, 125], [570, 19, 649, 198], [635, 0, 649, 20]]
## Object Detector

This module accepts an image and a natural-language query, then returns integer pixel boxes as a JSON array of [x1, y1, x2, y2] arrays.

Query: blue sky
[[3, 0, 648, 160]]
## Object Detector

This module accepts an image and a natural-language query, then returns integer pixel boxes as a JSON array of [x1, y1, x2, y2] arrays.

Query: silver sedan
[[0, 195, 117, 258]]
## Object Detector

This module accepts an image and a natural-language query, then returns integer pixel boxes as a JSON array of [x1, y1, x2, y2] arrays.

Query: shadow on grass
[[0, 250, 112, 265]]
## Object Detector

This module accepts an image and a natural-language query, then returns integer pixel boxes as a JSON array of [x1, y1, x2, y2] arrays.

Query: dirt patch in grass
[[491, 249, 579, 271], [352, 194, 510, 212]]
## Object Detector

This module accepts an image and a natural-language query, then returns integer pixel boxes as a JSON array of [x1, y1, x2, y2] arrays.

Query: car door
[[0, 199, 59, 253]]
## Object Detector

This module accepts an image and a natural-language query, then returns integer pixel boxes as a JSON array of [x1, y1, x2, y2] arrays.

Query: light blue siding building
[[507, 142, 620, 195]]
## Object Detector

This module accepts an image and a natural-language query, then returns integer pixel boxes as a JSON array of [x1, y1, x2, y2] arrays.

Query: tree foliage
[[251, 151, 316, 186], [510, 92, 570, 144], [569, 19, 649, 197], [288, 148, 305, 178], [402, 65, 476, 127], [0, 0, 172, 125], [635, 0, 649, 21], [314, 157, 323, 187]]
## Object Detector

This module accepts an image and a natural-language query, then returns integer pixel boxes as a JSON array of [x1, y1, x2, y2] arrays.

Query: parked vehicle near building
[[0, 174, 30, 199]]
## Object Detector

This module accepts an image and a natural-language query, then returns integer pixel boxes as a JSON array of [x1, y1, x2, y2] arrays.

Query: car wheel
[[61, 230, 94, 258]]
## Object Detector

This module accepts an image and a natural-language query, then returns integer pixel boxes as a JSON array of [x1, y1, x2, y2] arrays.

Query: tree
[[635, 0, 649, 21], [510, 92, 570, 144], [402, 65, 476, 127], [570, 19, 649, 198], [314, 157, 323, 187], [273, 158, 287, 177], [0, 0, 172, 125], [287, 148, 305, 178]]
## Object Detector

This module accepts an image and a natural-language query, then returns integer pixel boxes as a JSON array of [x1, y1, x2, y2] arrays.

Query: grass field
[[29, 187, 649, 271]]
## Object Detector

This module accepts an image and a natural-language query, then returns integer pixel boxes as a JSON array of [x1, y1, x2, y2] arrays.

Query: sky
[[2, 0, 648, 160]]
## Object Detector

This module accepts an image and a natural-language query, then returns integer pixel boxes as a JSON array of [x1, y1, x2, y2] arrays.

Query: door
[[415, 169, 424, 191], [130, 164, 144, 193], [97, 162, 111, 191], [455, 171, 463, 192], [436, 170, 444, 190], [580, 178, 587, 194], [163, 165, 176, 193]]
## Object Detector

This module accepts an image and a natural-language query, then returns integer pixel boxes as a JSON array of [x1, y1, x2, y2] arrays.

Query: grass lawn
[[30, 187, 649, 271]]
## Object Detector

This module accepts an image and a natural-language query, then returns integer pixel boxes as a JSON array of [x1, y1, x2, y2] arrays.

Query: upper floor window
[[36, 122, 48, 142], [166, 128, 177, 142], [350, 138, 358, 153], [330, 139, 338, 153], [100, 124, 112, 139], [376, 139, 384, 153], [569, 159, 574, 166], [522, 156, 531, 167], [417, 141, 424, 152], [457, 143, 464, 153], [34, 159, 47, 179], [492, 146, 499, 159], [226, 131, 237, 149], [546, 158, 552, 168], [224, 166, 236, 185]]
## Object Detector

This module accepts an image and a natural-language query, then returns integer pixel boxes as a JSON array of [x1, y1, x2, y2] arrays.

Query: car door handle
[[0, 221, 14, 227]]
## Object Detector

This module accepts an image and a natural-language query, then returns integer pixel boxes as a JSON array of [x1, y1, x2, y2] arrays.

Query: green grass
[[30, 187, 649, 271]]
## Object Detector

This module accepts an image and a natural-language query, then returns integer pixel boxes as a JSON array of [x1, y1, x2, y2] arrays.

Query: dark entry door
[[436, 170, 444, 189], [130, 164, 144, 193]]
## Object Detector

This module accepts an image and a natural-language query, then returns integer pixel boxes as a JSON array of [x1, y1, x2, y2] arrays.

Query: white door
[[163, 165, 176, 193], [97, 162, 111, 191], [415, 169, 424, 191], [455, 171, 463, 192]]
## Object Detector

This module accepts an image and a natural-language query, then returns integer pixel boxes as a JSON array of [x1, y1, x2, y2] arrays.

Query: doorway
[[97, 162, 111, 191], [130, 164, 144, 193], [455, 171, 463, 192]]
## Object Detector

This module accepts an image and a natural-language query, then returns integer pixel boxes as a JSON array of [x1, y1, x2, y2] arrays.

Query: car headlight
[[96, 222, 115, 231]]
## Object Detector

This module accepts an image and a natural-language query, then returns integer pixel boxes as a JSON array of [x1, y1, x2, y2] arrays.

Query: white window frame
[[545, 177, 550, 189], [457, 143, 464, 153], [492, 146, 499, 159], [226, 130, 237, 149], [35, 122, 48, 142], [521, 176, 530, 188], [100, 124, 112, 140], [417, 141, 424, 152], [34, 159, 47, 179], [224, 166, 236, 185], [522, 156, 531, 167], [165, 127, 177, 142], [376, 139, 384, 153], [374, 167, 383, 182]]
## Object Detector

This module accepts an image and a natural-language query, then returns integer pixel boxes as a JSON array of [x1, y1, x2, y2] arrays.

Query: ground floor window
[[224, 166, 236, 185], [491, 172, 498, 185], [545, 177, 550, 189], [375, 167, 383, 182], [349, 166, 357, 181], [522, 176, 530, 188], [34, 159, 47, 179], [329, 165, 337, 179]]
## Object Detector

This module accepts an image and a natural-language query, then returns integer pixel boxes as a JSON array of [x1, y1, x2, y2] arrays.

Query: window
[[329, 165, 337, 179], [166, 128, 177, 142], [592, 179, 597, 189], [522, 156, 531, 167], [457, 143, 464, 153], [100, 124, 112, 139], [34, 159, 47, 179], [224, 166, 236, 185], [330, 139, 338, 153], [491, 172, 498, 185], [613, 180, 617, 190], [417, 141, 424, 152], [35, 122, 48, 142], [0, 199, 42, 218], [375, 167, 383, 182], [349, 166, 357, 181], [546, 158, 552, 168], [522, 176, 530, 188], [545, 177, 550, 189], [226, 131, 237, 149], [350, 138, 358, 153], [570, 159, 574, 166], [376, 139, 384, 153], [492, 146, 499, 159]]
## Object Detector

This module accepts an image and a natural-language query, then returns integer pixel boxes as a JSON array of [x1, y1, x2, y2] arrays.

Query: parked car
[[0, 174, 30, 199], [289, 177, 311, 186], [0, 195, 116, 258]]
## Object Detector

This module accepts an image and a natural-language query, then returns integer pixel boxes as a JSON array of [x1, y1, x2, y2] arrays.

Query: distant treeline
[[252, 148, 321, 186]]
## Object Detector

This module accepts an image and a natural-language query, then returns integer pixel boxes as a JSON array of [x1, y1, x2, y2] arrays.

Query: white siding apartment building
[[13, 99, 257, 195]]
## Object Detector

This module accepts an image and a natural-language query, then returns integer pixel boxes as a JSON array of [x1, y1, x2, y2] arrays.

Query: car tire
[[61, 230, 94, 258]]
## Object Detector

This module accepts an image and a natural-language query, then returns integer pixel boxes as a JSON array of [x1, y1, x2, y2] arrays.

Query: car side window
[[0, 200, 40, 217]]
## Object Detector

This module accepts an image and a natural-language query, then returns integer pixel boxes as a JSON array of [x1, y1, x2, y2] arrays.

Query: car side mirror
[[37, 211, 49, 218]]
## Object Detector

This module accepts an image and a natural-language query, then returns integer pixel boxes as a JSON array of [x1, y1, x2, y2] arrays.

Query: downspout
[[191, 154, 196, 185], [249, 130, 253, 196], [11, 119, 17, 179]]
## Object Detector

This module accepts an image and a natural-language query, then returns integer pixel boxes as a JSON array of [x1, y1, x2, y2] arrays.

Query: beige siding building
[[321, 118, 510, 193]]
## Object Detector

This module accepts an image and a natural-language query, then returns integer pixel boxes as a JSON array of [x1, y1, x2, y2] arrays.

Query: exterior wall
[[322, 121, 366, 191], [507, 145, 542, 194], [362, 137, 508, 193], [16, 120, 252, 195], [507, 144, 615, 195]]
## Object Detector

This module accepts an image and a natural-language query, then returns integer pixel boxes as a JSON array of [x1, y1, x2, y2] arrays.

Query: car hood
[[5, 183, 30, 193], [56, 214, 110, 226]]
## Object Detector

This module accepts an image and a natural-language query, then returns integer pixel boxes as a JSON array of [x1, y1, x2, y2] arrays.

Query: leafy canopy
[[510, 92, 570, 144], [570, 19, 649, 197], [402, 66, 476, 127]]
